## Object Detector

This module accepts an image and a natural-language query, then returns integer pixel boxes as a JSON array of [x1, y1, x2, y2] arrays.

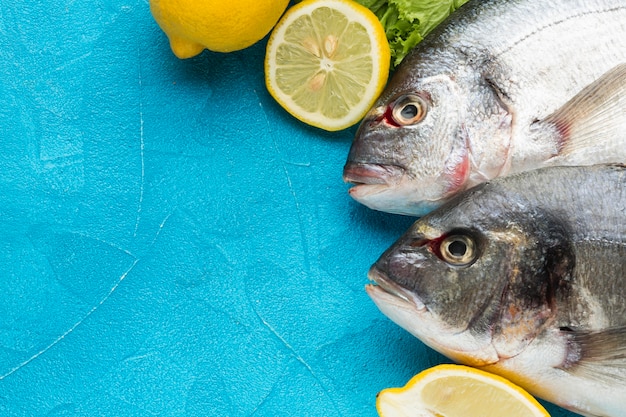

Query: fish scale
[[344, 0, 626, 216]]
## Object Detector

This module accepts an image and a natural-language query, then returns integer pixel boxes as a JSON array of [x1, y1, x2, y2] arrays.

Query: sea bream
[[343, 0, 626, 216], [366, 164, 626, 417]]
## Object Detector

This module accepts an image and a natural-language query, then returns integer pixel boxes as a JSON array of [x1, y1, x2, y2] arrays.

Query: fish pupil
[[448, 240, 467, 257], [401, 104, 418, 119]]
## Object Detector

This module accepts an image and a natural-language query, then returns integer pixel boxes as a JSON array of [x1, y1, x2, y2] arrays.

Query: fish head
[[366, 188, 574, 366], [343, 72, 471, 216]]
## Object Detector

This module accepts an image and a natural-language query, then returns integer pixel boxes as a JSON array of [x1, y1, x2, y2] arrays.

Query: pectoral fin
[[536, 64, 626, 164], [559, 326, 626, 382]]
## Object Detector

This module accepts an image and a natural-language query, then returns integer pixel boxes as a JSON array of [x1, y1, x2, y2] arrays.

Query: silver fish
[[343, 0, 626, 216], [366, 164, 626, 417]]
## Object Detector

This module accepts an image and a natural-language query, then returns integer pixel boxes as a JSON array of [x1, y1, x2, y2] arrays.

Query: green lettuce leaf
[[356, 0, 469, 69]]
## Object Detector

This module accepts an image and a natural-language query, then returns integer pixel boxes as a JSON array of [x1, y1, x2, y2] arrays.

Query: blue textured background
[[0, 1, 576, 416]]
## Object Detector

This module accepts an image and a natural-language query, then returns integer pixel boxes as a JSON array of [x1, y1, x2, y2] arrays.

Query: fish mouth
[[366, 266, 426, 312], [343, 162, 405, 187], [343, 162, 406, 201], [343, 162, 440, 216]]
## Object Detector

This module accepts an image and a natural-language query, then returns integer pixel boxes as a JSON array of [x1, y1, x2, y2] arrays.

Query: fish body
[[344, 0, 626, 216], [366, 164, 626, 417]]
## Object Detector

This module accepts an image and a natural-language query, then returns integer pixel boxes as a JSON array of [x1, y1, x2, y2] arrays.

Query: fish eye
[[391, 94, 427, 126], [440, 234, 477, 266]]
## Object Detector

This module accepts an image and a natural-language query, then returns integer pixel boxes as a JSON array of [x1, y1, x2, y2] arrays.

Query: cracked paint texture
[[0, 1, 576, 416]]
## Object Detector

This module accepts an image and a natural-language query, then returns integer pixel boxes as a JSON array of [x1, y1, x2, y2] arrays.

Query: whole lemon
[[150, 0, 290, 58]]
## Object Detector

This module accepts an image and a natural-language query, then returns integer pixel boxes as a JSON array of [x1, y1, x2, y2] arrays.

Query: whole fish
[[343, 0, 626, 216], [366, 164, 626, 417]]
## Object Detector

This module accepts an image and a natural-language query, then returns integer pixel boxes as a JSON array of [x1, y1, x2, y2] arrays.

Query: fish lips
[[343, 162, 405, 196], [343, 162, 440, 216], [366, 266, 427, 313]]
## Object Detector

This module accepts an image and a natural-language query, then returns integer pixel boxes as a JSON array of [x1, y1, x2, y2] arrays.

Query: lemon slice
[[377, 365, 550, 417], [265, 0, 390, 131]]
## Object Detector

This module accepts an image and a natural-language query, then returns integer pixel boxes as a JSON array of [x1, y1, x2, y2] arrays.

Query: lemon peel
[[150, 0, 289, 57], [377, 364, 551, 417], [265, 0, 390, 131]]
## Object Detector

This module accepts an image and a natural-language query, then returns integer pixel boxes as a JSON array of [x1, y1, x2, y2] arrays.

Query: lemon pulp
[[377, 365, 550, 417], [265, 0, 390, 131]]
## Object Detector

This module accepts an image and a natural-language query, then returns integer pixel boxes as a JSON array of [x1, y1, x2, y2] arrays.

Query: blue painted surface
[[0, 1, 577, 416]]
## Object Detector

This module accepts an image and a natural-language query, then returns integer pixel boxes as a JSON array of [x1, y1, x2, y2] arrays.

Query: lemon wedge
[[265, 0, 390, 131], [377, 364, 551, 417]]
